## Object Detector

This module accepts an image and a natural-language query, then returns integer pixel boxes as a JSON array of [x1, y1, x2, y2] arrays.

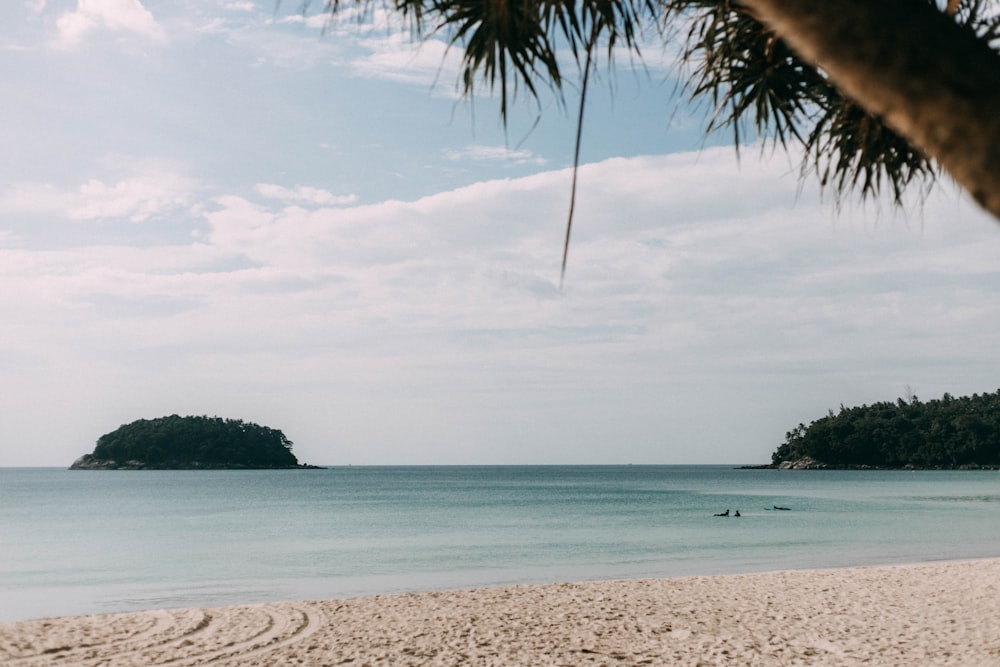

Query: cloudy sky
[[3, 0, 999, 467]]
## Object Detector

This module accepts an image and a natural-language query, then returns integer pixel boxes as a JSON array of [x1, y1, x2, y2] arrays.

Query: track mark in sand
[[0, 608, 211, 666], [167, 602, 324, 666], [0, 603, 324, 667]]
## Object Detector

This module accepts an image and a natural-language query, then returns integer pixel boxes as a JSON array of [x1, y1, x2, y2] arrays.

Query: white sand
[[2, 559, 999, 666]]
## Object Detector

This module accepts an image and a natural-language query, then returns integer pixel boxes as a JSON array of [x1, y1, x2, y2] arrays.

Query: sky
[[3, 0, 1000, 467]]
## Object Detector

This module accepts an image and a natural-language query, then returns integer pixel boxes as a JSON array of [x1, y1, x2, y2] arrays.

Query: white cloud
[[322, 7, 465, 88], [1, 165, 197, 223], [443, 145, 547, 167], [196, 150, 999, 335], [199, 4, 464, 90], [5, 148, 1000, 466], [54, 0, 166, 49], [350, 32, 461, 88], [1, 182, 68, 214], [255, 183, 358, 206], [278, 13, 332, 31], [206, 8, 348, 69], [329, 7, 668, 93], [71, 175, 192, 222], [222, 1, 255, 11]]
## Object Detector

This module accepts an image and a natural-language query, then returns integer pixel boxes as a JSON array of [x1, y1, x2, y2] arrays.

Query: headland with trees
[[767, 390, 1000, 469]]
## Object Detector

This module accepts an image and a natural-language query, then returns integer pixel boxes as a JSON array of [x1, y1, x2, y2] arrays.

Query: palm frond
[[805, 99, 936, 207], [672, 0, 941, 204], [313, 0, 1000, 218]]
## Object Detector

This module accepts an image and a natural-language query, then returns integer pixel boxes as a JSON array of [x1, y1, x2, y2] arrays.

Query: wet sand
[[2, 558, 998, 666]]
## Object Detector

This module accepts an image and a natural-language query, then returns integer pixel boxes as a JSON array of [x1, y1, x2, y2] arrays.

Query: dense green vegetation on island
[[771, 390, 1000, 469], [71, 415, 315, 469]]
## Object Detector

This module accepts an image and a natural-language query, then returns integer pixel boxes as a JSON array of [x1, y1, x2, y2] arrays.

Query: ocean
[[1, 465, 998, 623]]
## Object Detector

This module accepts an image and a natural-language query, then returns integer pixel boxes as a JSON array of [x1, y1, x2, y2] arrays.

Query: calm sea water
[[1, 465, 999, 623]]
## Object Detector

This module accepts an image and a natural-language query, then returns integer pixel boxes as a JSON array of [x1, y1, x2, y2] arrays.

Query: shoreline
[[3, 558, 998, 666]]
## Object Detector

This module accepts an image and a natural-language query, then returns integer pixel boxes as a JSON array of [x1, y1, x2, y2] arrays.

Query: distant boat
[[765, 506, 791, 511]]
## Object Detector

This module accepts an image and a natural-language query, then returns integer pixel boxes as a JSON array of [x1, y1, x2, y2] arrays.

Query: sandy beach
[[2, 558, 998, 666]]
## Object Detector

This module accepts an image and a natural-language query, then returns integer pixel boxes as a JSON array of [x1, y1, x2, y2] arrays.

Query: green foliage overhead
[[773, 390, 1000, 468], [677, 0, 939, 207], [323, 1, 999, 206], [86, 415, 300, 469]]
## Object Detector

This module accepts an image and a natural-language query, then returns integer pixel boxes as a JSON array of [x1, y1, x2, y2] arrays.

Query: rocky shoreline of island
[[741, 456, 999, 471], [69, 453, 324, 470]]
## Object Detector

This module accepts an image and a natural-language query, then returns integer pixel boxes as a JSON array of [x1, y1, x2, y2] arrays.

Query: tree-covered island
[[70, 415, 321, 470], [765, 390, 1000, 469]]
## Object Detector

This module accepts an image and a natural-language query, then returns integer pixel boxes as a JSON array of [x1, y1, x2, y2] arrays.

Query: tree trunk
[[741, 0, 1000, 221]]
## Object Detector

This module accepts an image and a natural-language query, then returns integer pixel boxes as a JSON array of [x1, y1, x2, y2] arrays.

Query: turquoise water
[[1, 465, 999, 622]]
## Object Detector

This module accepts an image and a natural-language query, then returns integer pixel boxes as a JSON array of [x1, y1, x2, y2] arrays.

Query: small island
[[70, 415, 321, 470], [762, 389, 1000, 470]]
